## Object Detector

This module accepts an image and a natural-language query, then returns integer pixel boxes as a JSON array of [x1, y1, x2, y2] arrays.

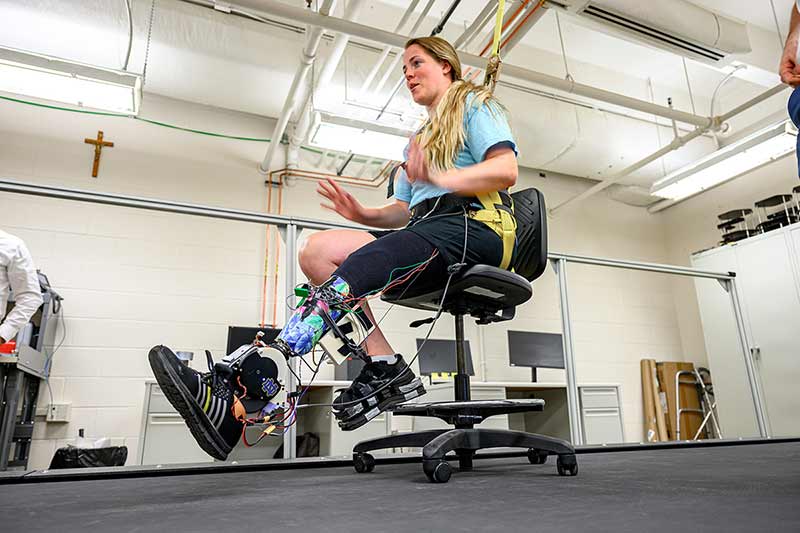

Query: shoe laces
[[201, 349, 223, 391]]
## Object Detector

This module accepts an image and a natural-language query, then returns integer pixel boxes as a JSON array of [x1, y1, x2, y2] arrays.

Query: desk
[[139, 381, 283, 465], [297, 381, 393, 457], [300, 380, 623, 451], [137, 380, 624, 465]]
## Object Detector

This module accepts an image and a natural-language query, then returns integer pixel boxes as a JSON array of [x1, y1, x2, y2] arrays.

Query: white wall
[[1, 88, 697, 467]]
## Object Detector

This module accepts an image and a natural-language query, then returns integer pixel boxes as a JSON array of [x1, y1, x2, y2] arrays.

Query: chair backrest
[[510, 188, 548, 281]]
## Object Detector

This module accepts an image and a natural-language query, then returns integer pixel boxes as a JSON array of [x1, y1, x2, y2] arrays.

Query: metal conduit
[[259, 0, 336, 174], [1, 177, 764, 447], [549, 126, 707, 215], [224, 0, 711, 127], [549, 83, 788, 215], [356, 0, 421, 98]]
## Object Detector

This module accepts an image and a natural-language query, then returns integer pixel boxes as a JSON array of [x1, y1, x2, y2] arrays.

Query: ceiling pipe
[[368, 0, 436, 98], [462, 0, 528, 82], [453, 1, 497, 50], [355, 0, 422, 99], [371, 0, 465, 119], [122, 0, 134, 70], [258, 0, 336, 174], [287, 0, 366, 169], [549, 84, 788, 215], [230, 0, 711, 128], [431, 0, 463, 36], [550, 126, 707, 215], [500, 1, 547, 53], [464, 0, 546, 83]]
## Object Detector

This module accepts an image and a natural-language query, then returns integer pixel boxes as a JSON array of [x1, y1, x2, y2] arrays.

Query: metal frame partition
[[0, 179, 769, 457], [549, 252, 769, 443]]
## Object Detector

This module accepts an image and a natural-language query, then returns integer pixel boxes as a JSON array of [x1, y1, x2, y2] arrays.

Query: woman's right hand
[[317, 178, 367, 224]]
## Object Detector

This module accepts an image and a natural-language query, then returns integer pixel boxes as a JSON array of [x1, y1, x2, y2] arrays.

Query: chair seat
[[390, 399, 544, 426], [382, 264, 532, 319]]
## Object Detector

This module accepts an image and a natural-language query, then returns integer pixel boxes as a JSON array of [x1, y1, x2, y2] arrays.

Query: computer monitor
[[415, 338, 475, 377], [226, 326, 281, 355], [333, 356, 367, 381], [507, 330, 564, 382]]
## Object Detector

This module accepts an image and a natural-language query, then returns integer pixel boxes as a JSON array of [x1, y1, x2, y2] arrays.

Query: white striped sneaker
[[148, 345, 245, 460]]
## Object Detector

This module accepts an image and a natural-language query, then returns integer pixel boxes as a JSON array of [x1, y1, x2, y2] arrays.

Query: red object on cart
[[0, 339, 16, 354]]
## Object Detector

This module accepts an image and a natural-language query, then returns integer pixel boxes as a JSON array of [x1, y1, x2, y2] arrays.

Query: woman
[[148, 36, 519, 461]]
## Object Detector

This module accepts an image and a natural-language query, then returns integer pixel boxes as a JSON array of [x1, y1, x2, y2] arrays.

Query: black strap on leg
[[319, 306, 373, 363]]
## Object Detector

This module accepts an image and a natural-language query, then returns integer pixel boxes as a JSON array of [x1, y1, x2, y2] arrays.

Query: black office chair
[[351, 188, 578, 483]]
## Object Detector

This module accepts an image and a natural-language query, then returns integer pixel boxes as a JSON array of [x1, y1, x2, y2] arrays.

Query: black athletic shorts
[[333, 207, 505, 298]]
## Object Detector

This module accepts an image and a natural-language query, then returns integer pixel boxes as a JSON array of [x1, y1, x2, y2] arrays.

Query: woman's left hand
[[405, 137, 432, 184], [405, 137, 457, 189]]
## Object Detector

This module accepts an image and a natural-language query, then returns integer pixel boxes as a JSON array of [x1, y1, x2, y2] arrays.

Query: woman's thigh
[[299, 229, 376, 283], [333, 229, 449, 297]]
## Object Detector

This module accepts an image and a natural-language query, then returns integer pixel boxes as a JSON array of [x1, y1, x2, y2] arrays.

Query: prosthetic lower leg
[[271, 275, 356, 359], [231, 275, 425, 431]]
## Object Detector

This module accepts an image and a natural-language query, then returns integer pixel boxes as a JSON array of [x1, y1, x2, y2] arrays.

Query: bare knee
[[298, 230, 375, 285], [299, 233, 335, 284]]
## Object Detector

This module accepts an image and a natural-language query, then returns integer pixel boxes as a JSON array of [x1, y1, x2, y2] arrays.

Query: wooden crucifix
[[84, 131, 114, 178]]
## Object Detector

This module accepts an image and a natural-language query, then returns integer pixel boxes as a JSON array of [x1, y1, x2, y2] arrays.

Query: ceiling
[[0, 0, 793, 201]]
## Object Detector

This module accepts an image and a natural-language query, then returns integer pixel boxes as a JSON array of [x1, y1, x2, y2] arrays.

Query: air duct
[[560, 0, 751, 64]]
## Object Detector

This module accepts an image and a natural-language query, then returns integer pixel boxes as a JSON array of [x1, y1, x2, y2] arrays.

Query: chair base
[[352, 427, 578, 483]]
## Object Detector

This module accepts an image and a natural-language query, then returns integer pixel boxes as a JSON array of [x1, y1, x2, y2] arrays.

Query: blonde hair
[[405, 36, 506, 174]]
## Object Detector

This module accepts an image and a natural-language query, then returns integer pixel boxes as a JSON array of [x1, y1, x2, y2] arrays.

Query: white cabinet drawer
[[148, 385, 177, 414], [579, 387, 619, 409], [582, 408, 624, 444]]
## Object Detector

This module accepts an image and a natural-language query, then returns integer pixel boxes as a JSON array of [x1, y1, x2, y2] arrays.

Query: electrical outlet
[[46, 403, 71, 423]]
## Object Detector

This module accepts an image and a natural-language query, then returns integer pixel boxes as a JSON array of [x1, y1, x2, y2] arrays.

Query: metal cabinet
[[578, 386, 624, 444], [138, 382, 213, 465], [298, 385, 392, 457], [692, 223, 800, 437]]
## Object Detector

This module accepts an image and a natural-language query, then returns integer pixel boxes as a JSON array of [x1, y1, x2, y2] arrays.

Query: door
[[692, 247, 760, 438], [734, 230, 800, 436]]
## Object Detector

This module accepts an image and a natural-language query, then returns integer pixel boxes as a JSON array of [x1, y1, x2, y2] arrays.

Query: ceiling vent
[[557, 0, 751, 64]]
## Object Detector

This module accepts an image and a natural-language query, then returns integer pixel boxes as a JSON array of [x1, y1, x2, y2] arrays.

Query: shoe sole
[[333, 377, 424, 421], [148, 346, 231, 461], [338, 384, 427, 431]]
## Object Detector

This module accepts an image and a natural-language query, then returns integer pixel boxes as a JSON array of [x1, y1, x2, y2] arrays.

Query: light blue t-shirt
[[393, 94, 518, 208]]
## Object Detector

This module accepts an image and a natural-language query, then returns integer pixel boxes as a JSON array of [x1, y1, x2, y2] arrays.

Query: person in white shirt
[[0, 230, 43, 345], [780, 1, 800, 86]]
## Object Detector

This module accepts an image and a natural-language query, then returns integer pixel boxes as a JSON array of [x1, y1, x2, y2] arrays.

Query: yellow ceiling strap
[[483, 0, 506, 92], [475, 0, 516, 271], [491, 0, 505, 56]]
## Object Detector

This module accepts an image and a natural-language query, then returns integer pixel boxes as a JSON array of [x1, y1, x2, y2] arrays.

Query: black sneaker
[[148, 345, 245, 461], [332, 355, 426, 431]]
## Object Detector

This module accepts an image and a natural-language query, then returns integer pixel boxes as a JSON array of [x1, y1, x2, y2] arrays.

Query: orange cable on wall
[[271, 175, 284, 328], [260, 175, 274, 327]]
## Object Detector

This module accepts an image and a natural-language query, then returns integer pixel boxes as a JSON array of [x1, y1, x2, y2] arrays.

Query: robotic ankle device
[[214, 280, 374, 414]]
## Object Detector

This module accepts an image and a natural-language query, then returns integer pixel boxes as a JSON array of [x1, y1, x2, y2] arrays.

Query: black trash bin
[[48, 445, 128, 469]]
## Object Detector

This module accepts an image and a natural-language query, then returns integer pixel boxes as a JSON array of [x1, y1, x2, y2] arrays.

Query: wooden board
[[640, 359, 658, 442]]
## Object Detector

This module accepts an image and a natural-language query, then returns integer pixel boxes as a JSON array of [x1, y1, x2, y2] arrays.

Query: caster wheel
[[353, 453, 375, 473], [556, 454, 578, 476], [527, 448, 548, 465], [423, 460, 452, 483]]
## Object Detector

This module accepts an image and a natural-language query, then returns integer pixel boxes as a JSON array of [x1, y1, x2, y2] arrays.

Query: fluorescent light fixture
[[650, 120, 797, 202], [0, 45, 141, 115], [308, 112, 414, 161]]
